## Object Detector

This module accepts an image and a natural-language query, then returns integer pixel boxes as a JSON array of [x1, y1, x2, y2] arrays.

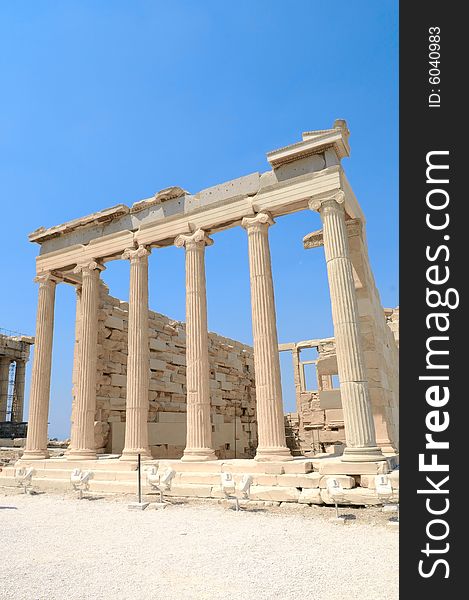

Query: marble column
[[69, 285, 82, 445], [11, 360, 26, 422], [242, 213, 292, 461], [309, 191, 384, 462], [23, 273, 59, 460], [120, 246, 151, 461], [67, 261, 104, 460], [175, 229, 216, 461], [0, 356, 10, 421]]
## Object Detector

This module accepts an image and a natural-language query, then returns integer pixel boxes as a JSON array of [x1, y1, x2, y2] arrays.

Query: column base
[[120, 449, 152, 462], [181, 448, 218, 462], [379, 443, 399, 455], [341, 446, 386, 462], [66, 449, 97, 461], [21, 449, 50, 460], [254, 446, 293, 462]]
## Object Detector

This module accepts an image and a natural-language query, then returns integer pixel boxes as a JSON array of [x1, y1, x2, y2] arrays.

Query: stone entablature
[[28, 122, 364, 279]]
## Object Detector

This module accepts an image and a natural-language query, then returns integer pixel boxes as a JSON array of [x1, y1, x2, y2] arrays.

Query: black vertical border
[[400, 2, 464, 595]]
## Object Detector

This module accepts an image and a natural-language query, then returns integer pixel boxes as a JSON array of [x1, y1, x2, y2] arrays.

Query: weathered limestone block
[[104, 316, 124, 331], [92, 285, 257, 457], [319, 475, 355, 489], [110, 374, 127, 387], [298, 489, 323, 504], [94, 421, 110, 451], [248, 485, 300, 502], [279, 473, 322, 488], [167, 484, 213, 498], [149, 358, 166, 371], [320, 487, 393, 506], [149, 338, 167, 352]]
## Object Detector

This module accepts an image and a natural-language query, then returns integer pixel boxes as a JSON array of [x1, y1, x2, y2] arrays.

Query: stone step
[[171, 471, 322, 488], [13, 457, 139, 472], [0, 474, 399, 506], [0, 466, 141, 482], [313, 455, 398, 475], [159, 458, 315, 475], [1, 467, 324, 492], [0, 456, 399, 505], [0, 475, 144, 495]]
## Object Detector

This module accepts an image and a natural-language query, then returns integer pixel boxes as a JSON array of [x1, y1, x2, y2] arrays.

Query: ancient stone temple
[[1, 121, 400, 505]]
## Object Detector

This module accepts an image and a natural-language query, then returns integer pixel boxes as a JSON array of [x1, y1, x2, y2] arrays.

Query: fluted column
[[0, 357, 10, 421], [69, 285, 82, 446], [120, 246, 151, 461], [242, 213, 292, 461], [67, 261, 104, 460], [175, 229, 216, 461], [11, 360, 26, 422], [309, 191, 384, 462], [23, 273, 59, 460]]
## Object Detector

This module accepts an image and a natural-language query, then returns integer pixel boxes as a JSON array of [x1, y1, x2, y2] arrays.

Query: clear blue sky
[[0, 1, 398, 439]]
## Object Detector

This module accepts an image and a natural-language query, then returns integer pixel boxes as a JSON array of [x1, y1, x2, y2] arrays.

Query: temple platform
[[0, 454, 399, 506]]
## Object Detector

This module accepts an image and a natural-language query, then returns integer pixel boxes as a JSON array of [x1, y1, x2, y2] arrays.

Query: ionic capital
[[308, 190, 345, 212], [174, 229, 213, 249], [73, 260, 106, 275], [241, 212, 275, 231], [33, 272, 62, 286], [122, 245, 150, 261]]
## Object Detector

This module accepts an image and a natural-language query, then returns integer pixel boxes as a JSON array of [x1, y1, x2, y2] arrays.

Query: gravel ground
[[0, 491, 398, 600]]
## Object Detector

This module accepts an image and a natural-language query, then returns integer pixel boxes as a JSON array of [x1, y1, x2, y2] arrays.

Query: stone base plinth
[[342, 446, 387, 462], [181, 448, 217, 462], [120, 450, 152, 462], [0, 455, 399, 506], [20, 449, 50, 460], [66, 450, 97, 461], [254, 447, 294, 462], [314, 455, 398, 475]]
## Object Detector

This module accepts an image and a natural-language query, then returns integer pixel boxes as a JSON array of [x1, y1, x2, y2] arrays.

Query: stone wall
[[284, 339, 346, 456], [284, 308, 399, 456], [84, 283, 257, 458]]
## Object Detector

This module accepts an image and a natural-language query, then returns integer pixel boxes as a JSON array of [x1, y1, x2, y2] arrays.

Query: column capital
[[241, 212, 274, 231], [34, 272, 62, 285], [73, 260, 106, 275], [122, 245, 150, 261], [175, 228, 213, 249], [308, 190, 345, 212]]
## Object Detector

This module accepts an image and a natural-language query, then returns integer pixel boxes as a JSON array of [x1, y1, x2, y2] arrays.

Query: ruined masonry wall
[[91, 283, 257, 459], [285, 340, 346, 456], [284, 309, 399, 456]]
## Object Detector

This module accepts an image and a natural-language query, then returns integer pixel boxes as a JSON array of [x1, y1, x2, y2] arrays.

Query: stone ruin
[[91, 282, 257, 459], [0, 331, 34, 441], [0, 120, 400, 505], [284, 305, 399, 456]]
